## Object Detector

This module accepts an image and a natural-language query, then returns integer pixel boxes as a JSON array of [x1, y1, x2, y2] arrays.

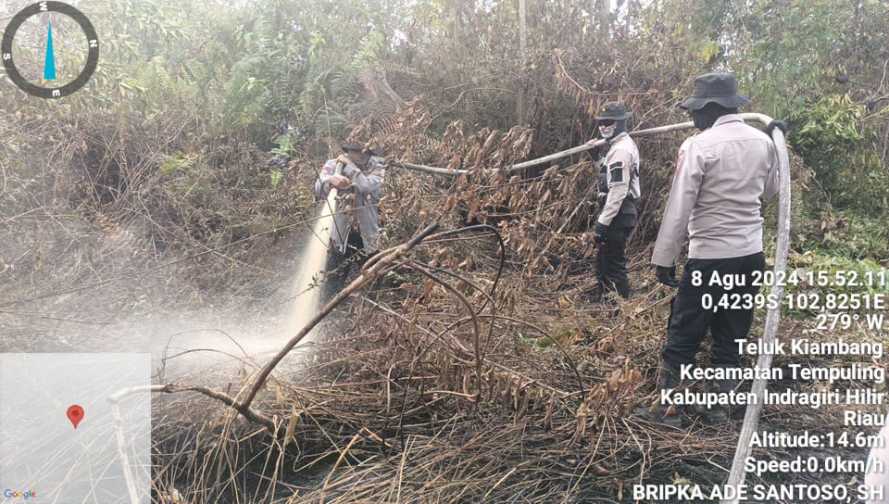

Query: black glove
[[341, 162, 360, 178], [268, 155, 288, 168], [766, 120, 789, 137], [656, 265, 679, 287], [593, 222, 609, 244]]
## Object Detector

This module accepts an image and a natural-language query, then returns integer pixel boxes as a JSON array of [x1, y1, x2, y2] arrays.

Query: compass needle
[[43, 21, 56, 81]]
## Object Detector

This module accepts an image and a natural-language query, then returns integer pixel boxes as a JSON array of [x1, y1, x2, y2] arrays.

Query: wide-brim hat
[[341, 142, 365, 153], [679, 72, 750, 111], [341, 142, 384, 156], [595, 101, 631, 121]]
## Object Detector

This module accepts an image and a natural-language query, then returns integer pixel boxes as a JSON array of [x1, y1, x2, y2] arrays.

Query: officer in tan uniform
[[314, 142, 386, 301], [592, 102, 641, 300], [648, 73, 781, 425]]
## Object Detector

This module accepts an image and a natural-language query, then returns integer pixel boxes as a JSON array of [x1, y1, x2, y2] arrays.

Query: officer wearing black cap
[[591, 101, 641, 300], [647, 72, 780, 425]]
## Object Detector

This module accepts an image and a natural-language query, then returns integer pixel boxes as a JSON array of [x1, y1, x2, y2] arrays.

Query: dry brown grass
[[145, 102, 874, 503]]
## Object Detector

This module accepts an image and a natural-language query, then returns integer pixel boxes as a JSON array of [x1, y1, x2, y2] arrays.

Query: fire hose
[[325, 160, 349, 255], [392, 113, 792, 502]]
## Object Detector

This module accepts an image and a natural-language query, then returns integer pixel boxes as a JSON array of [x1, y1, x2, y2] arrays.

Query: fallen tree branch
[[159, 383, 277, 431], [239, 222, 441, 412], [115, 383, 278, 433], [140, 224, 443, 436]]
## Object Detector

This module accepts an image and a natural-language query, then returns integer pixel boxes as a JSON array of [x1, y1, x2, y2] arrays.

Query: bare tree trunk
[[359, 68, 405, 109], [598, 0, 610, 34], [452, 0, 463, 42], [625, 0, 633, 35], [517, 0, 528, 124]]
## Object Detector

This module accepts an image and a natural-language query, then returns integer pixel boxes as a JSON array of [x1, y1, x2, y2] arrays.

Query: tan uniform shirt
[[651, 114, 779, 267], [597, 132, 641, 226]]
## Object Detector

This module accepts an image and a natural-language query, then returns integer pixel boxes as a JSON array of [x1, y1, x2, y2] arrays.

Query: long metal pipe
[[394, 113, 792, 501], [393, 114, 770, 176]]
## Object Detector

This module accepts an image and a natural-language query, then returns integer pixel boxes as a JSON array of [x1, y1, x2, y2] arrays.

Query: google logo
[[3, 489, 36, 499]]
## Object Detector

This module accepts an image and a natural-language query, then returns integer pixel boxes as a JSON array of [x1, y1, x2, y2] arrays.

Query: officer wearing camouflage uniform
[[314, 142, 386, 300], [592, 102, 641, 300], [649, 73, 780, 425]]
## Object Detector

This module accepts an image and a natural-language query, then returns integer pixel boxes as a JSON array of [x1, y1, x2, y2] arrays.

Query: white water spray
[[146, 188, 342, 371], [282, 189, 339, 346]]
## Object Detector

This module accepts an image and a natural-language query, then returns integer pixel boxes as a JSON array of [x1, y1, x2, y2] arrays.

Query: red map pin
[[67, 404, 85, 429]]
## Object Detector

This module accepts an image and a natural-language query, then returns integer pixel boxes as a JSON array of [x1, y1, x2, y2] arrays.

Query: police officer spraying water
[[591, 102, 641, 301], [647, 73, 783, 426], [314, 142, 386, 302]]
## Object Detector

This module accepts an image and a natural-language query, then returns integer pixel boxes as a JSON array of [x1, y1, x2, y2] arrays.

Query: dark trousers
[[596, 225, 633, 298], [661, 252, 766, 371], [321, 229, 366, 303]]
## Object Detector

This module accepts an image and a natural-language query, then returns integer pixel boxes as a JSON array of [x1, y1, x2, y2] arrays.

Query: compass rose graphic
[[2, 1, 99, 99]]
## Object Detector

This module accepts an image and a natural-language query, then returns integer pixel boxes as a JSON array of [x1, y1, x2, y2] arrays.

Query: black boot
[[612, 275, 632, 299], [704, 377, 739, 424], [636, 365, 684, 428], [321, 249, 348, 304], [584, 283, 605, 303]]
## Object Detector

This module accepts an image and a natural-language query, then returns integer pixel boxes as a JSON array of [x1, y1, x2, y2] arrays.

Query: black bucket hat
[[341, 142, 384, 156], [595, 101, 631, 121], [341, 142, 365, 153], [679, 72, 750, 111]]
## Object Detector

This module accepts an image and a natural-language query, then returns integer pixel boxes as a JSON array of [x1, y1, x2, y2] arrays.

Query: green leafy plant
[[791, 94, 864, 166], [270, 169, 284, 189]]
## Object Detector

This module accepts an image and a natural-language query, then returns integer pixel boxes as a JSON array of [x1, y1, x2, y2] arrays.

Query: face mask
[[599, 124, 616, 139], [347, 152, 369, 166], [692, 112, 716, 131], [691, 104, 735, 131]]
